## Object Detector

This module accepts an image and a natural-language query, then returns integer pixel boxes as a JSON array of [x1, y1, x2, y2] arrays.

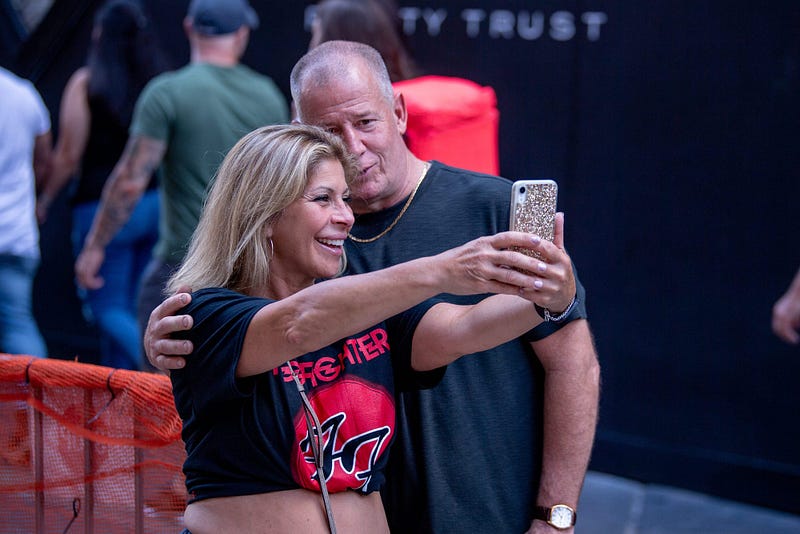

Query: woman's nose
[[333, 201, 355, 227]]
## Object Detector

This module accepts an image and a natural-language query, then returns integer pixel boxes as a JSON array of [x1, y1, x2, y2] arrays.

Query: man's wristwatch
[[533, 504, 576, 530]]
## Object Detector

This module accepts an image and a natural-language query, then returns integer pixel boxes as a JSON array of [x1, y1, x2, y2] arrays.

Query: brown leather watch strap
[[532, 504, 577, 529], [533, 505, 551, 521]]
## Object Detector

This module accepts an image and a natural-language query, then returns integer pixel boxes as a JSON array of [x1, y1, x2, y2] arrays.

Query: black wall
[[6, 0, 799, 514]]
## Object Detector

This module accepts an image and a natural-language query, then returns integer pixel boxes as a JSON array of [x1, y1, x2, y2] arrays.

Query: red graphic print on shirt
[[291, 377, 395, 493]]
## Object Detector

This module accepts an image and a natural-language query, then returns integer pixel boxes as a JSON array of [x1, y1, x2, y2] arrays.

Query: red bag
[[394, 75, 500, 175]]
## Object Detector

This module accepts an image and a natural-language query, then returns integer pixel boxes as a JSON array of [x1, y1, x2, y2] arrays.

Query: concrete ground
[[577, 471, 800, 534]]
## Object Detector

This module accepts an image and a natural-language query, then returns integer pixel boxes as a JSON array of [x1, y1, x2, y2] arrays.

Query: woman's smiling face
[[268, 158, 355, 291]]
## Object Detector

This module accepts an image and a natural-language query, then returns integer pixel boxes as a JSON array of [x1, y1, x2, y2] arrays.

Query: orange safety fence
[[0, 354, 187, 533]]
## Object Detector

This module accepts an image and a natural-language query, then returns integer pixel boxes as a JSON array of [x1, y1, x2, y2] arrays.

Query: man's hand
[[75, 245, 106, 290], [145, 290, 194, 371], [772, 290, 800, 344], [431, 231, 554, 297]]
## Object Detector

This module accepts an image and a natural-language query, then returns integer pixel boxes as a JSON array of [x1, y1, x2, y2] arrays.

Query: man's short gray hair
[[290, 40, 394, 121]]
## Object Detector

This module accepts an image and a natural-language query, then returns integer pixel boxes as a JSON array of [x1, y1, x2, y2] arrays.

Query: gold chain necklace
[[348, 162, 430, 243]]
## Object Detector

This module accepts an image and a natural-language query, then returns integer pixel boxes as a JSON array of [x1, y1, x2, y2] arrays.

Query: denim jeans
[[71, 189, 159, 370], [0, 253, 47, 357]]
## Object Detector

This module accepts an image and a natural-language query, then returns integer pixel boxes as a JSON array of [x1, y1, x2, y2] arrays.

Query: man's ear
[[291, 110, 302, 124], [393, 91, 408, 136], [234, 26, 250, 56]]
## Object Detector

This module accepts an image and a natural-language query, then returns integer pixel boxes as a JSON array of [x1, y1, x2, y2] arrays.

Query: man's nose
[[340, 126, 365, 156]]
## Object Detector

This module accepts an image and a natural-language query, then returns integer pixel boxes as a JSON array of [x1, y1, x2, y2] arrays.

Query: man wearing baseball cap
[[75, 0, 289, 362], [187, 0, 259, 35]]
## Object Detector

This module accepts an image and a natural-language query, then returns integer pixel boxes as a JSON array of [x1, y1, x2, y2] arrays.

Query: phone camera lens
[[519, 186, 526, 194]]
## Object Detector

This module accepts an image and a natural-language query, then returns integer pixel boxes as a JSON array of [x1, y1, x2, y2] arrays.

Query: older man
[[149, 41, 599, 534]]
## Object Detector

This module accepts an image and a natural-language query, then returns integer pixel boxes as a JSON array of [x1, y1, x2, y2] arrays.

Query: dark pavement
[[578, 471, 800, 533]]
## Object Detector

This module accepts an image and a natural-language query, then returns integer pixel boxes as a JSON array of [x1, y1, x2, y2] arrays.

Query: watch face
[[550, 505, 575, 529]]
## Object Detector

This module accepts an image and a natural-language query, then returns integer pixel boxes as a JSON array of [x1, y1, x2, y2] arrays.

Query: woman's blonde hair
[[166, 124, 358, 295]]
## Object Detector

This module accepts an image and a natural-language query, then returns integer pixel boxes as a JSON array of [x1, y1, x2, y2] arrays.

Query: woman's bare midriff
[[183, 488, 390, 533]]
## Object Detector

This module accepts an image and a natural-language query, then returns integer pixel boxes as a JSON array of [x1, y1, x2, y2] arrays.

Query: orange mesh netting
[[0, 354, 187, 533]]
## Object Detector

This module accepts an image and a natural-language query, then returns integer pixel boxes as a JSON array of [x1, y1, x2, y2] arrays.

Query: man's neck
[[191, 49, 239, 67], [351, 158, 428, 215], [351, 196, 399, 215], [190, 36, 241, 67]]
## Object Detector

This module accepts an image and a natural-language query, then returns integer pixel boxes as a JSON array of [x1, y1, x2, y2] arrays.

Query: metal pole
[[33, 385, 44, 534], [134, 401, 144, 534], [84, 387, 94, 534]]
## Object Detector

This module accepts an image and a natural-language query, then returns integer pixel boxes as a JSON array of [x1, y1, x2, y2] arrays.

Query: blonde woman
[[168, 124, 568, 533]]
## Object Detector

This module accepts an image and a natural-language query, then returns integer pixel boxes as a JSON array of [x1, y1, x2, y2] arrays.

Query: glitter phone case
[[509, 179, 558, 261]]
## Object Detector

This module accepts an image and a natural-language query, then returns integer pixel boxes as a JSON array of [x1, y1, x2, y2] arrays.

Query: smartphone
[[509, 179, 558, 261]]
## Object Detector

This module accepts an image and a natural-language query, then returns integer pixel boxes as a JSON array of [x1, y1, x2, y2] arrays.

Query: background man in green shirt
[[75, 0, 289, 357]]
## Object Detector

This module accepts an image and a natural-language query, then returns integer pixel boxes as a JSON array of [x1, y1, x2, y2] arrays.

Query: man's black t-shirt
[[346, 161, 588, 533]]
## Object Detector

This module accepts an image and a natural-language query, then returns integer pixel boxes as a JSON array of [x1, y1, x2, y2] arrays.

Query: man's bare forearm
[[85, 135, 165, 249], [528, 319, 600, 532]]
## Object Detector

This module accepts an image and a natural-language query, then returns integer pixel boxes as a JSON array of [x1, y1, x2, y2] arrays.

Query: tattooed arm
[[75, 135, 166, 290]]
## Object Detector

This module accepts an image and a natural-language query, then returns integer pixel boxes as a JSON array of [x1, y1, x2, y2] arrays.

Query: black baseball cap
[[187, 0, 259, 35]]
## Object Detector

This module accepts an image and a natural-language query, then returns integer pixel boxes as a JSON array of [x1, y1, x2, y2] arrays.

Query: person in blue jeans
[[0, 256, 48, 357], [69, 194, 158, 367], [0, 66, 52, 358], [39, 0, 168, 368]]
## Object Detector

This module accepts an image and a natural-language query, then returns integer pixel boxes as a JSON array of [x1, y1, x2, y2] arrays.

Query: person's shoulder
[[395, 75, 496, 112], [233, 63, 270, 78], [234, 64, 282, 89], [70, 67, 90, 87], [0, 70, 49, 123], [143, 65, 190, 90], [429, 161, 513, 195], [0, 67, 25, 89], [184, 287, 270, 319], [135, 67, 188, 105], [188, 287, 265, 306], [0, 68, 42, 100], [62, 67, 89, 100]]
